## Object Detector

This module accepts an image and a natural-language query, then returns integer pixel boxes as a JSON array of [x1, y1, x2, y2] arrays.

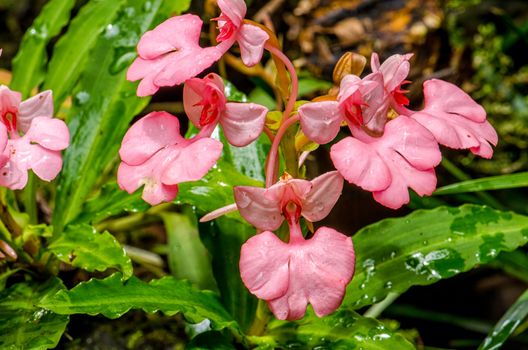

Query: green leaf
[[52, 0, 190, 232], [43, 0, 125, 107], [38, 273, 238, 332], [435, 172, 528, 195], [199, 216, 258, 333], [344, 205, 528, 309], [0, 278, 69, 350], [162, 211, 216, 290], [71, 183, 148, 225], [10, 0, 75, 97], [177, 160, 262, 218], [48, 224, 133, 279], [254, 309, 415, 349], [479, 289, 528, 350], [490, 251, 528, 283]]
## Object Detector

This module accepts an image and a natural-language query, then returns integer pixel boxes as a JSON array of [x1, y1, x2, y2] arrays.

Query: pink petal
[[298, 101, 342, 144], [237, 24, 269, 67], [25, 116, 69, 151], [117, 146, 180, 205], [127, 14, 230, 96], [18, 90, 53, 133], [217, 0, 246, 27], [221, 102, 267, 146], [302, 171, 343, 222], [330, 137, 391, 192], [234, 186, 283, 231], [152, 45, 226, 89], [161, 137, 223, 184], [243, 227, 354, 320], [0, 157, 28, 190], [183, 73, 226, 128], [239, 231, 290, 300], [370, 52, 381, 72], [412, 79, 497, 158], [27, 145, 63, 181], [136, 15, 202, 60], [360, 72, 390, 135], [0, 123, 8, 168], [119, 111, 183, 166], [376, 53, 413, 92], [0, 86, 21, 112], [331, 116, 441, 209]]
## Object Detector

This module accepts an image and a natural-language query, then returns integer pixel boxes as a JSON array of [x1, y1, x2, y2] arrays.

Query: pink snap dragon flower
[[184, 73, 268, 146], [236, 172, 355, 320], [0, 86, 69, 190], [117, 111, 223, 205], [214, 0, 269, 67]]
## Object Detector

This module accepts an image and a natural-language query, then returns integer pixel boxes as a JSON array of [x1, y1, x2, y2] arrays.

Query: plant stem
[[265, 115, 299, 187], [23, 173, 37, 224], [363, 292, 400, 318]]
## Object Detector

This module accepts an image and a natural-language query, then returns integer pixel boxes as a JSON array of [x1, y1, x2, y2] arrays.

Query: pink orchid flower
[[298, 72, 388, 141], [236, 171, 355, 320], [409, 79, 498, 158], [371, 52, 413, 107], [0, 86, 69, 190], [330, 116, 442, 209], [117, 111, 223, 205], [214, 0, 269, 67], [127, 14, 231, 97], [184, 73, 268, 147], [234, 171, 344, 231]]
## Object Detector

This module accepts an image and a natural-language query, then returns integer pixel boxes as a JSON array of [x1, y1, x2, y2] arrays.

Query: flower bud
[[332, 52, 367, 85]]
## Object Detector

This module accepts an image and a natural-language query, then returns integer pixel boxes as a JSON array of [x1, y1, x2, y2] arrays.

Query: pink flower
[[371, 52, 413, 107], [184, 73, 268, 146], [330, 116, 442, 209], [214, 0, 269, 67], [298, 72, 387, 140], [0, 86, 69, 190], [410, 79, 498, 158], [236, 171, 355, 320], [127, 14, 231, 97], [240, 227, 355, 320], [234, 171, 344, 231], [117, 111, 223, 205]]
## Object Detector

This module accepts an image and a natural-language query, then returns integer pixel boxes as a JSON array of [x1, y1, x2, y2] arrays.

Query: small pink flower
[[214, 0, 269, 67], [184, 73, 268, 146], [330, 116, 441, 209], [236, 171, 354, 320], [0, 86, 69, 189], [127, 14, 231, 97], [234, 171, 344, 231], [410, 79, 498, 158], [298, 72, 387, 141], [371, 52, 413, 107], [117, 111, 223, 205], [240, 227, 354, 320]]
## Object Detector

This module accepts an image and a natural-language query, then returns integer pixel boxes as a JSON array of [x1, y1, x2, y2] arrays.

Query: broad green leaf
[[48, 224, 133, 279], [43, 0, 125, 107], [344, 205, 528, 309], [0, 278, 69, 350], [187, 331, 236, 349], [199, 216, 258, 333], [479, 289, 528, 350], [435, 172, 528, 195], [38, 273, 238, 332], [162, 211, 216, 290], [53, 0, 190, 232], [253, 309, 415, 349], [297, 75, 332, 97], [71, 183, 148, 225], [177, 160, 262, 218], [10, 0, 75, 97]]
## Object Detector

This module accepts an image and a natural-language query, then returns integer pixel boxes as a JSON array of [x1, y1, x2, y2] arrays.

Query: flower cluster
[[121, 0, 497, 321], [299, 53, 498, 209], [0, 86, 69, 189]]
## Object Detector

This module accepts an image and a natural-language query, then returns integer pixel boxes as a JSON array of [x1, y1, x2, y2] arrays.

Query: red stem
[[265, 115, 299, 187]]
